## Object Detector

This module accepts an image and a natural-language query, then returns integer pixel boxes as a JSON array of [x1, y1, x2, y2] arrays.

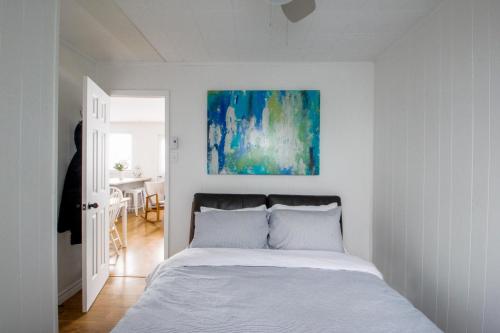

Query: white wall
[[96, 62, 374, 260], [0, 0, 59, 331], [109, 122, 165, 179], [374, 0, 500, 332], [57, 43, 96, 302]]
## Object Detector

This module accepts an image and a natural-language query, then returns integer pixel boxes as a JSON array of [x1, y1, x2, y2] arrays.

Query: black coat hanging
[[58, 121, 83, 244]]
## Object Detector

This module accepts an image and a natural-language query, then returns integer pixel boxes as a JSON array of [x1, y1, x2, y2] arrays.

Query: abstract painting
[[207, 90, 320, 175]]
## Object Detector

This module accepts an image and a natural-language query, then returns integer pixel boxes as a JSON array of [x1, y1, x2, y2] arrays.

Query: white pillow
[[200, 204, 267, 213], [191, 211, 269, 249], [267, 202, 338, 213], [268, 208, 344, 252]]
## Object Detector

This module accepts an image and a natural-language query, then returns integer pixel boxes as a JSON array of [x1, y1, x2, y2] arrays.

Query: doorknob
[[88, 202, 99, 209]]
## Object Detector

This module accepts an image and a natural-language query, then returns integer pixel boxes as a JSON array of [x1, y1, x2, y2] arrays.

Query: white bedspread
[[113, 248, 441, 333]]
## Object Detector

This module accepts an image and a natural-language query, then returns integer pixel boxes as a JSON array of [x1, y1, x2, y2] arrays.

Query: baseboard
[[58, 279, 82, 305]]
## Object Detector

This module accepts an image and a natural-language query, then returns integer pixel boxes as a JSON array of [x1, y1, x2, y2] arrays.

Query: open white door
[[82, 76, 110, 312]]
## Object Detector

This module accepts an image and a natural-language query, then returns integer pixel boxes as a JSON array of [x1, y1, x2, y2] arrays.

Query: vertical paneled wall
[[374, 0, 500, 332], [0, 0, 59, 331]]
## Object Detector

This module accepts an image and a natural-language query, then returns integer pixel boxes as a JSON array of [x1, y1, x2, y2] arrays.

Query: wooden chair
[[109, 186, 123, 254], [144, 181, 165, 222]]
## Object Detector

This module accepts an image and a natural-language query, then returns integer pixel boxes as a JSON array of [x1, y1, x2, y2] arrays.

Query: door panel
[[82, 76, 110, 312]]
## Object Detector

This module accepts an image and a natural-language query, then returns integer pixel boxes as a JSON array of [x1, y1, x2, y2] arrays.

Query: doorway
[[107, 94, 169, 278], [58, 79, 171, 331]]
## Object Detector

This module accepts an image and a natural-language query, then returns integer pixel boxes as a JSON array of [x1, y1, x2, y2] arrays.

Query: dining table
[[109, 176, 151, 189]]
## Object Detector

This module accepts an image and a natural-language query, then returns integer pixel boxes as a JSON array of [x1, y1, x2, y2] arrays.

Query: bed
[[112, 193, 440, 333]]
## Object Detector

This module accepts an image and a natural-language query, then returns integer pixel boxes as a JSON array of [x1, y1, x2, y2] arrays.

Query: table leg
[[121, 202, 128, 247]]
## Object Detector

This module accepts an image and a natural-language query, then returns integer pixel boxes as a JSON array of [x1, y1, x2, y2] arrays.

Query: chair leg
[[145, 198, 150, 221], [110, 221, 123, 254], [141, 191, 146, 214], [153, 194, 160, 222], [133, 192, 139, 216], [111, 233, 119, 255], [114, 225, 123, 248]]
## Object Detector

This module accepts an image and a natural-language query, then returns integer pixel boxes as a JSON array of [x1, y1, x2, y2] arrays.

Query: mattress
[[112, 248, 441, 332]]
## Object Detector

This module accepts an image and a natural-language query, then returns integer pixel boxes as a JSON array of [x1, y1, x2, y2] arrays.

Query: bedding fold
[[148, 248, 382, 286]]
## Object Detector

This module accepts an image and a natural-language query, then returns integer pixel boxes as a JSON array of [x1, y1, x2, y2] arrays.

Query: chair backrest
[[144, 181, 165, 199], [109, 186, 123, 226]]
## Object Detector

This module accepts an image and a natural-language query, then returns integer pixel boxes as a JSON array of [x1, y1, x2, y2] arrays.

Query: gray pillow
[[268, 208, 344, 252], [190, 210, 269, 249]]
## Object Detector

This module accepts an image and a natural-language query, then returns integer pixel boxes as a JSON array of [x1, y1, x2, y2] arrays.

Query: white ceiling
[[60, 0, 164, 62], [110, 97, 165, 122], [60, 0, 442, 62]]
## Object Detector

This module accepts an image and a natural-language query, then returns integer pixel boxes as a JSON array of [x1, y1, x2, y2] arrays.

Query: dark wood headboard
[[189, 193, 342, 242]]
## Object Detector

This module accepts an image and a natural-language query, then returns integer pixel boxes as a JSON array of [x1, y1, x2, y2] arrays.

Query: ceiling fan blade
[[281, 0, 316, 23]]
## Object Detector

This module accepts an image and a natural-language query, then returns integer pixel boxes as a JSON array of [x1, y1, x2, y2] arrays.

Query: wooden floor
[[59, 212, 164, 332], [58, 277, 145, 333], [110, 212, 164, 277]]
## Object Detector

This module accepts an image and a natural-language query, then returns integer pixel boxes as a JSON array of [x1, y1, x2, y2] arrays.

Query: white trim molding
[[58, 279, 82, 305]]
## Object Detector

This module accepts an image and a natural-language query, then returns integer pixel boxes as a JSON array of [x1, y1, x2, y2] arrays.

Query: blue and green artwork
[[207, 90, 320, 175]]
